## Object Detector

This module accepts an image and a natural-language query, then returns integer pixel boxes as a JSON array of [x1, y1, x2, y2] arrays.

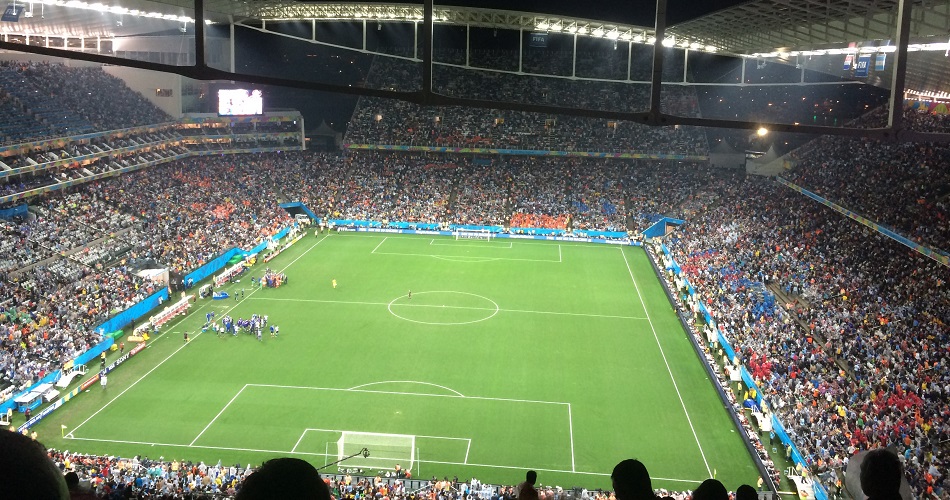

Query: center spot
[[387, 291, 500, 326]]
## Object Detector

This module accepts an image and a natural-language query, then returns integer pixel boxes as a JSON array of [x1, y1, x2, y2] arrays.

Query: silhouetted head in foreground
[[735, 484, 758, 500], [692, 479, 728, 500], [860, 448, 903, 500], [236, 457, 331, 500], [611, 459, 657, 500], [0, 429, 68, 500]]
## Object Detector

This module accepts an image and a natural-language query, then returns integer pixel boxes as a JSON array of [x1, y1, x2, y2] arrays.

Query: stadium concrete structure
[[0, 1, 948, 499]]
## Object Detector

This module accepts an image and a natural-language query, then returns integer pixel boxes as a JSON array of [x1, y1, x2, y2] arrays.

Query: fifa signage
[[529, 32, 548, 48], [854, 55, 871, 78], [1, 4, 23, 22]]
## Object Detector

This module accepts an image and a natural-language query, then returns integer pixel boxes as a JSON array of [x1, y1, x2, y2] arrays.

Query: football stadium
[[0, 0, 947, 498]]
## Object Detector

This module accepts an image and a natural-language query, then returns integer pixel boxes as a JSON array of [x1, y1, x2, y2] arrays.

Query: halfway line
[[247, 297, 647, 320]]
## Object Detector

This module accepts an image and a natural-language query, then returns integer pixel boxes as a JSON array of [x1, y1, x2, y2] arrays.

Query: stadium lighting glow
[[661, 37, 675, 47], [633, 34, 644, 43], [757, 127, 769, 136], [39, 0, 193, 23], [750, 42, 946, 59], [536, 21, 549, 31], [646, 36, 656, 44], [592, 28, 604, 37], [705, 45, 717, 52], [606, 30, 620, 40]]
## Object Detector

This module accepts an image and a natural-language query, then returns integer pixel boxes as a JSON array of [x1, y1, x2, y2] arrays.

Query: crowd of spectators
[[43, 447, 740, 500], [347, 55, 706, 154], [656, 172, 948, 498], [0, 156, 292, 392], [254, 151, 664, 234], [0, 61, 170, 145], [784, 107, 950, 255]]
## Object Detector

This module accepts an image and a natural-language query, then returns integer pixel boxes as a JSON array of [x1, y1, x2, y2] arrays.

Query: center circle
[[387, 291, 500, 326]]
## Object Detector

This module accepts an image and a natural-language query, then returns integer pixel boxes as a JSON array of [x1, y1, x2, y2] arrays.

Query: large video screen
[[218, 89, 263, 116]]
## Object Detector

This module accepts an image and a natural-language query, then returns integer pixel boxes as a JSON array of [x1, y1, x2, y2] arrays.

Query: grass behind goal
[[38, 232, 760, 491]]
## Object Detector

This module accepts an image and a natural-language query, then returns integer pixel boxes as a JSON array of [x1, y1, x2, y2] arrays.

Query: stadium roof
[[3, 0, 947, 92], [2, 0, 949, 139], [667, 0, 950, 96]]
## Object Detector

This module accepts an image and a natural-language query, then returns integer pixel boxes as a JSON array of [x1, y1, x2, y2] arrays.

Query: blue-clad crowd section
[[657, 243, 828, 500]]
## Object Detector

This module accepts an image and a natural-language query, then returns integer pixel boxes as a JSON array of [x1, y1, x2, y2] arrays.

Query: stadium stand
[[346, 55, 706, 154], [0, 62, 170, 145]]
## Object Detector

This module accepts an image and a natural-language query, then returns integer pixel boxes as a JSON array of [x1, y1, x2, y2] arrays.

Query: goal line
[[455, 230, 494, 241]]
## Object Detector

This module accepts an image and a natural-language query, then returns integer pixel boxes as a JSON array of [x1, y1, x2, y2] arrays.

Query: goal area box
[[336, 431, 415, 470]]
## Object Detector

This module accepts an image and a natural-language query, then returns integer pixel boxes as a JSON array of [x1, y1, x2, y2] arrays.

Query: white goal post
[[336, 431, 416, 471], [455, 230, 493, 241]]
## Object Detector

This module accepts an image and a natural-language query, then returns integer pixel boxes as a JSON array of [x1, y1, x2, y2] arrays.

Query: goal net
[[456, 231, 493, 241], [336, 431, 416, 471]]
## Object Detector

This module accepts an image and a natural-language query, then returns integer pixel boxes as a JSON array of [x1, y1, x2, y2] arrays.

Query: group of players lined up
[[203, 312, 280, 342]]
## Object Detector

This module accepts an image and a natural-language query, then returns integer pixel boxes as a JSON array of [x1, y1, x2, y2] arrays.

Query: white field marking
[[291, 429, 308, 453], [370, 236, 388, 254], [618, 247, 712, 477], [347, 380, 465, 396], [63, 436, 700, 483], [373, 251, 559, 263], [190, 384, 249, 446], [432, 256, 502, 263], [247, 383, 569, 406], [568, 403, 576, 472], [464, 439, 471, 464], [249, 296, 648, 321], [429, 239, 513, 249], [249, 390, 572, 472], [68, 235, 332, 437], [298, 427, 470, 448], [387, 291, 499, 326], [559, 244, 562, 262]]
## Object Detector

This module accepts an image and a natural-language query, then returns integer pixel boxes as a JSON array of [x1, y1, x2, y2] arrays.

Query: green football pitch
[[37, 231, 760, 491]]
